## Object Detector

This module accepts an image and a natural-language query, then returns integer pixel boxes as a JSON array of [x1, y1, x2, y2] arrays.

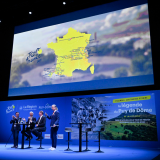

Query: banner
[[71, 93, 158, 141], [0, 97, 66, 143]]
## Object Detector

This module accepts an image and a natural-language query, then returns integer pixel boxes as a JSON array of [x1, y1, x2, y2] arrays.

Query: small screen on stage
[[8, 1, 154, 96]]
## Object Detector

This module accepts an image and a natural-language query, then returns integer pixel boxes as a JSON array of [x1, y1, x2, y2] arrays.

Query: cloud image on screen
[[9, 3, 153, 89]]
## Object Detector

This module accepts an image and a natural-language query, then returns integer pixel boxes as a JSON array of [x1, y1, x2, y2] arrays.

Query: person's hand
[[36, 124, 38, 127], [53, 124, 56, 127], [45, 112, 48, 116], [12, 115, 15, 119], [22, 118, 26, 121]]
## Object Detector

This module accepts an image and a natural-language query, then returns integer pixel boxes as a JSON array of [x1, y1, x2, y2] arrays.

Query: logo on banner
[[57, 134, 63, 139], [6, 105, 15, 114], [19, 105, 37, 110], [39, 103, 52, 109], [44, 134, 50, 139]]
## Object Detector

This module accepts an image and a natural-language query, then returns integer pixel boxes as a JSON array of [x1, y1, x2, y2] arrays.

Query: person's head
[[39, 111, 43, 116], [52, 104, 58, 111], [30, 111, 34, 117], [15, 112, 19, 117], [80, 106, 83, 110]]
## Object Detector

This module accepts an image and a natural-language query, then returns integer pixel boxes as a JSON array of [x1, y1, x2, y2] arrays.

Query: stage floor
[[0, 144, 160, 160]]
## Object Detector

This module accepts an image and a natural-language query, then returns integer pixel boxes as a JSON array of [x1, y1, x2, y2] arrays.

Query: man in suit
[[45, 104, 60, 150], [10, 112, 21, 148], [31, 110, 46, 141], [22, 111, 36, 140]]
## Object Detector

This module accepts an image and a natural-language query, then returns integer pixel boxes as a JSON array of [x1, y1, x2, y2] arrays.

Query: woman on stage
[[45, 104, 60, 150]]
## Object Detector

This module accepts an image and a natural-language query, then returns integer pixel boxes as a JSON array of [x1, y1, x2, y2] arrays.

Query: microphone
[[51, 125, 59, 127], [19, 117, 22, 123]]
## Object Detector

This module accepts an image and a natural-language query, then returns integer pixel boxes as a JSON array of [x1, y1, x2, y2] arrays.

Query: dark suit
[[47, 111, 60, 148], [31, 116, 46, 139], [22, 117, 36, 139], [10, 117, 21, 147]]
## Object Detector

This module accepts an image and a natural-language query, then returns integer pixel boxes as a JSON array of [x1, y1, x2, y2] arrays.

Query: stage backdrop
[[0, 90, 160, 148], [0, 97, 71, 145], [71, 93, 157, 141]]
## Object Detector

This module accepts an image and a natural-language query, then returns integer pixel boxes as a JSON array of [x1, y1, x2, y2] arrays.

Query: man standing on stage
[[45, 104, 60, 150], [10, 112, 21, 148], [22, 111, 36, 140], [31, 111, 46, 141]]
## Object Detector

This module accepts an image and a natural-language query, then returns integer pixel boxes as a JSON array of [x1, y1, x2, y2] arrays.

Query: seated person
[[31, 110, 46, 141], [22, 111, 36, 140]]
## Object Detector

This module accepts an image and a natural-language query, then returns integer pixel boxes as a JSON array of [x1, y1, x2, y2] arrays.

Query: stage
[[0, 144, 160, 160]]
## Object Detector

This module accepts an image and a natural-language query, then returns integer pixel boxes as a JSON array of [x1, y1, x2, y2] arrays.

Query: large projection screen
[[8, 0, 154, 96]]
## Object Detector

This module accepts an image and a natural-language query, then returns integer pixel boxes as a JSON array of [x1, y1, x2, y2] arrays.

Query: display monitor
[[8, 0, 154, 96]]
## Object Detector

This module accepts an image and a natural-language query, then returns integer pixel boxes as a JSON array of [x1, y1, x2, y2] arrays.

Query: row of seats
[[26, 128, 104, 152]]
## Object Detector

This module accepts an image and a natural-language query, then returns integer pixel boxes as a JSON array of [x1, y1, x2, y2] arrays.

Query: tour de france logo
[[6, 105, 15, 114], [26, 48, 43, 63]]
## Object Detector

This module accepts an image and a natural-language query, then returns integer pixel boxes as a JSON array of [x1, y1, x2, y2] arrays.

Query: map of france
[[47, 27, 94, 77]]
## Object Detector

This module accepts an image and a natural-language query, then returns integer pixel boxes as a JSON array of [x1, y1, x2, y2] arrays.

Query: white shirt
[[38, 115, 43, 125], [29, 117, 32, 124], [29, 117, 33, 124], [53, 110, 57, 115]]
